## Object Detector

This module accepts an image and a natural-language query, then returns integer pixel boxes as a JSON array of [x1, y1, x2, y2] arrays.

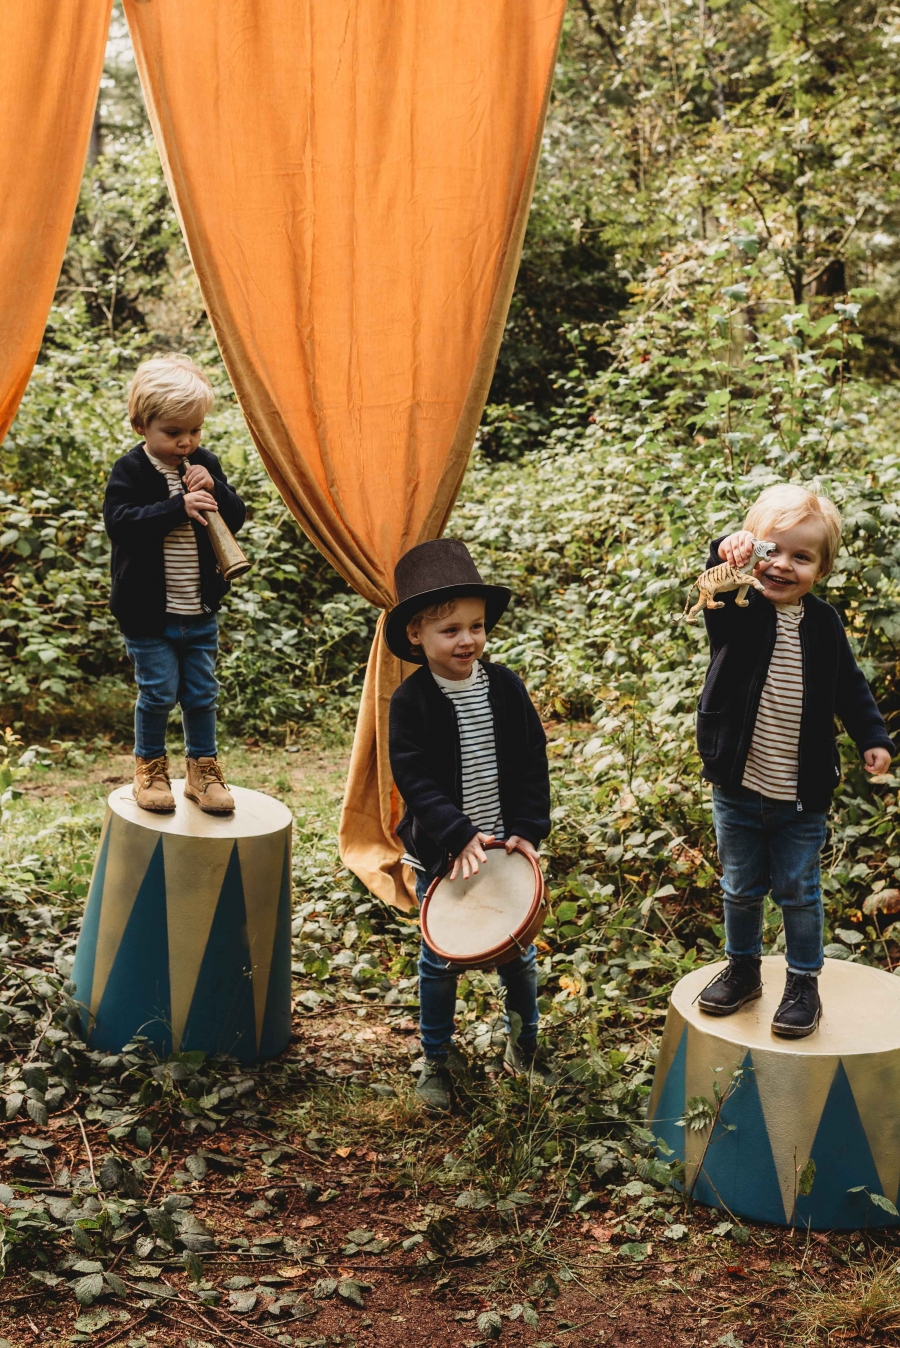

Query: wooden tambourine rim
[[420, 841, 547, 967]]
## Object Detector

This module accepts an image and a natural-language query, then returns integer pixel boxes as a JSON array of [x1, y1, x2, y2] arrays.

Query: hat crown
[[393, 538, 484, 604]]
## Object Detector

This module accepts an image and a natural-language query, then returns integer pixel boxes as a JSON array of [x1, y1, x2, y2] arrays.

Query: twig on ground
[[157, 1308, 256, 1348], [146, 1154, 173, 1203], [94, 1311, 149, 1348], [76, 1110, 97, 1188]]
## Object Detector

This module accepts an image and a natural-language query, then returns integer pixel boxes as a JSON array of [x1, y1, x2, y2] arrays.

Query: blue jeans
[[415, 873, 540, 1061], [713, 785, 827, 975], [124, 613, 219, 760]]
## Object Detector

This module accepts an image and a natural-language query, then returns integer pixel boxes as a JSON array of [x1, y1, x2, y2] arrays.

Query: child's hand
[[449, 832, 494, 881], [505, 835, 539, 858], [183, 489, 219, 524], [183, 463, 215, 493], [864, 747, 892, 775], [718, 531, 756, 568]]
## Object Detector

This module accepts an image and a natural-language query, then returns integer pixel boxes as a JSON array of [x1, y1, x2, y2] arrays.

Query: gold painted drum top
[[421, 840, 547, 969]]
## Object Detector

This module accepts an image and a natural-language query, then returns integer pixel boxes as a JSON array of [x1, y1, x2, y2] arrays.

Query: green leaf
[[797, 1159, 816, 1197], [870, 1192, 899, 1216], [337, 1278, 368, 1309], [477, 1310, 503, 1339], [618, 1241, 650, 1262], [73, 1272, 104, 1306]]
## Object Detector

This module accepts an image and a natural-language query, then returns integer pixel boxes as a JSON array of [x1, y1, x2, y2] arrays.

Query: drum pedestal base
[[71, 781, 293, 1064], [647, 956, 900, 1230]]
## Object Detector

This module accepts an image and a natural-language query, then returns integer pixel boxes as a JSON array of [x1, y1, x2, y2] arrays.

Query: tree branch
[[579, 0, 623, 67]]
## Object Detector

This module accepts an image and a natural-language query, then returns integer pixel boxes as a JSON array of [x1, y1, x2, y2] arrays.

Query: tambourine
[[420, 841, 547, 969]]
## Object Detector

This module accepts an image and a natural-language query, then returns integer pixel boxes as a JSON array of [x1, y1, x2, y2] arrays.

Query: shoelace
[[139, 756, 171, 787], [780, 974, 817, 1010], [197, 759, 227, 788]]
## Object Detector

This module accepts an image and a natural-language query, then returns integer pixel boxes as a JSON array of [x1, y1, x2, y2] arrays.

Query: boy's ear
[[406, 624, 421, 647]]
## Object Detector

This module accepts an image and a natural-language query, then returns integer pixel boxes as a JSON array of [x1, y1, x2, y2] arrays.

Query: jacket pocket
[[696, 709, 721, 761]]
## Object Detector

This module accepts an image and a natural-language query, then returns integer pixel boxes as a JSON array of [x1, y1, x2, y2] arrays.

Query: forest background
[[4, 0, 900, 1337]]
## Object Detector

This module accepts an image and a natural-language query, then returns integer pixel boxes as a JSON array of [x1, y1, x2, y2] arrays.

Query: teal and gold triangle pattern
[[71, 807, 292, 1064], [646, 999, 900, 1230]]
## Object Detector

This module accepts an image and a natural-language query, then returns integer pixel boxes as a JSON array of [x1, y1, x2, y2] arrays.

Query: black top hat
[[384, 538, 511, 663]]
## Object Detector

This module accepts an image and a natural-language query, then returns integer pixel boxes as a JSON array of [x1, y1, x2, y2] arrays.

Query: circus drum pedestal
[[647, 956, 900, 1230], [71, 783, 293, 1065]]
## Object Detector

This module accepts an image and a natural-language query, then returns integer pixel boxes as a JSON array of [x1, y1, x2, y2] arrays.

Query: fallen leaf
[[298, 1215, 322, 1230], [588, 1224, 614, 1242], [864, 888, 900, 915], [477, 1310, 503, 1339], [337, 1277, 368, 1308]]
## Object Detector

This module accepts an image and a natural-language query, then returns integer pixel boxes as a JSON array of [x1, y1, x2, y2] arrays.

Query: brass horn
[[178, 460, 251, 581]]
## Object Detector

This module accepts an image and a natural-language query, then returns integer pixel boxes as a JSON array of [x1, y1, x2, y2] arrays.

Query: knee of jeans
[[772, 886, 822, 909], [179, 693, 219, 713], [136, 687, 177, 714]]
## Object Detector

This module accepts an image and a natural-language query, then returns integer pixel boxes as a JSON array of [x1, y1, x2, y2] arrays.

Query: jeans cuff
[[787, 966, 822, 977]]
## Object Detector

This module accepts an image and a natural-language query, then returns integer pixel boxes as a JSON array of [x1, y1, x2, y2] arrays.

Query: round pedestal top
[[108, 780, 292, 839], [673, 955, 900, 1057]]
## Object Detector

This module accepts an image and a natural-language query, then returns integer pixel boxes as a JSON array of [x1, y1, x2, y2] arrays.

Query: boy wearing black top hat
[[387, 539, 552, 1112]]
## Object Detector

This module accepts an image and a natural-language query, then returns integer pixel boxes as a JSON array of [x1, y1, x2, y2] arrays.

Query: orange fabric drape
[[0, 1, 113, 444], [124, 0, 565, 908]]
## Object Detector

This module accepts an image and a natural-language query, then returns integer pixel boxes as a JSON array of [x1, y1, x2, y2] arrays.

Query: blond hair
[[743, 483, 842, 576], [127, 355, 215, 431]]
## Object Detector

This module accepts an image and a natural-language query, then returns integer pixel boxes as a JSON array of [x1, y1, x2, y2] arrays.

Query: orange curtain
[[0, 2, 113, 444], [124, 0, 565, 908]]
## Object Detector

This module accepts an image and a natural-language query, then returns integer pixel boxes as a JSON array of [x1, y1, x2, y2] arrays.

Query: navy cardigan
[[389, 660, 551, 881], [104, 444, 246, 638], [698, 538, 894, 811]]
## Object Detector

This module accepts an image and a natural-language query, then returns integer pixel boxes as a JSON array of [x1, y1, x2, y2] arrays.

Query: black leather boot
[[771, 972, 822, 1038], [697, 955, 763, 1016]]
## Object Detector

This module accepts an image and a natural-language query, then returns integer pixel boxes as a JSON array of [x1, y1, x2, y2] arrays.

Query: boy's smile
[[754, 520, 825, 605], [407, 597, 487, 680]]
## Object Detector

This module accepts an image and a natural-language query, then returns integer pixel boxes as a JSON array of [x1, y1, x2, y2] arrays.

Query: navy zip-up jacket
[[389, 660, 551, 881], [698, 537, 894, 812], [104, 444, 246, 638]]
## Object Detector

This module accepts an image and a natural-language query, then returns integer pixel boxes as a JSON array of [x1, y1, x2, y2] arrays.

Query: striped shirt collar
[[431, 660, 482, 692]]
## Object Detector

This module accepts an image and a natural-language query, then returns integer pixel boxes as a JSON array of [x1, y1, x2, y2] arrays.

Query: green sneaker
[[415, 1044, 468, 1112], [503, 1039, 558, 1087], [415, 1058, 454, 1112]]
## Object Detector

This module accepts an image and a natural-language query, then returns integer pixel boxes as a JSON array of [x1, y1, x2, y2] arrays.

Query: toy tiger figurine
[[681, 539, 777, 623]]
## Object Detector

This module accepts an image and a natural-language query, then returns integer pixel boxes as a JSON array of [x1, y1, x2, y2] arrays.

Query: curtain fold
[[124, 0, 565, 907], [0, 1, 113, 444]]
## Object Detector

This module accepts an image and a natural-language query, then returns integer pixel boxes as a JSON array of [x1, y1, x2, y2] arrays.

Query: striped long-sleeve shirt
[[144, 449, 203, 615], [433, 661, 504, 840], [742, 603, 804, 801]]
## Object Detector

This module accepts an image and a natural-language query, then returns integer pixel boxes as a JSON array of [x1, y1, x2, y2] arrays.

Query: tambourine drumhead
[[422, 843, 545, 968]]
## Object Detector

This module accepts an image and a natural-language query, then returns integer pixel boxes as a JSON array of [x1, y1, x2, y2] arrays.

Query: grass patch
[[793, 1256, 900, 1342]]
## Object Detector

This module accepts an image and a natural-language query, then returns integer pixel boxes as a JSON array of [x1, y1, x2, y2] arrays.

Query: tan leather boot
[[184, 756, 235, 813], [133, 755, 175, 812]]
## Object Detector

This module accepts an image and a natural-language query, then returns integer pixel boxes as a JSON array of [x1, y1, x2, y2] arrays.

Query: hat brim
[[384, 583, 512, 663]]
